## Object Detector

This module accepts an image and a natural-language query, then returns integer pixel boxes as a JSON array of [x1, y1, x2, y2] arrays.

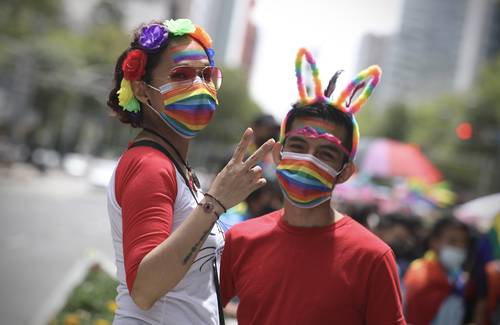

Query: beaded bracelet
[[203, 193, 227, 214]]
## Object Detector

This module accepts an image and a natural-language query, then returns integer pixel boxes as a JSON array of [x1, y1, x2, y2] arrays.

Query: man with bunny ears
[[220, 48, 406, 324]]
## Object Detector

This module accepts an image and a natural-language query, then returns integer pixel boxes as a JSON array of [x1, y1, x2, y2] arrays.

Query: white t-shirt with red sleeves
[[107, 146, 225, 325]]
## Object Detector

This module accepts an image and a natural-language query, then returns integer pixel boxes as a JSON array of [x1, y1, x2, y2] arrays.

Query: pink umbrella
[[359, 138, 443, 184]]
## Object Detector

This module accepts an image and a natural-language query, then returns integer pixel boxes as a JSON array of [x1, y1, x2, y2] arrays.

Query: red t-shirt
[[220, 209, 406, 325], [403, 253, 452, 325]]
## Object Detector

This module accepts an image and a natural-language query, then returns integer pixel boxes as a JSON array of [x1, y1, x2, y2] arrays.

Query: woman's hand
[[208, 128, 275, 209]]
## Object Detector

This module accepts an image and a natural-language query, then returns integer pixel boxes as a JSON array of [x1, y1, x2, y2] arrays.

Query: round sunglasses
[[167, 65, 222, 91]]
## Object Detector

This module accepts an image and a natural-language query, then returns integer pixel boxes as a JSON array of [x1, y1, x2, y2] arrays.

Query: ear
[[335, 161, 356, 184], [131, 80, 149, 105], [271, 142, 283, 165]]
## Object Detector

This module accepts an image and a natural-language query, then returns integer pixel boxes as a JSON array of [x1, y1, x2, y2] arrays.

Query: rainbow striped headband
[[279, 48, 382, 160]]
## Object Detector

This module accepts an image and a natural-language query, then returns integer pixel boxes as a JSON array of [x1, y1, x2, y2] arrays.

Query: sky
[[249, 0, 402, 120]]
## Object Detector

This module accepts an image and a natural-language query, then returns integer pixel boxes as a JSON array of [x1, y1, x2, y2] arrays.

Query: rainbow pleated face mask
[[277, 151, 343, 208], [150, 78, 218, 138]]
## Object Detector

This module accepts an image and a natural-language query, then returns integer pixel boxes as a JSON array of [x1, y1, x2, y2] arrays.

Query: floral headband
[[279, 47, 382, 160], [117, 18, 215, 113]]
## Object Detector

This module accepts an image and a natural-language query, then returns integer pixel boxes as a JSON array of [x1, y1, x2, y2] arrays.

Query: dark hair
[[429, 216, 470, 242], [107, 23, 188, 127], [284, 101, 354, 157], [252, 114, 278, 128], [378, 213, 421, 236]]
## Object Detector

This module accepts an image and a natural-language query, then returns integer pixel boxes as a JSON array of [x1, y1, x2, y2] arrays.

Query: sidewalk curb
[[32, 250, 115, 325]]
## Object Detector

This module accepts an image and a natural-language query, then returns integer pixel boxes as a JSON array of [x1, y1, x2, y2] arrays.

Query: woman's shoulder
[[118, 145, 175, 173], [115, 145, 177, 187]]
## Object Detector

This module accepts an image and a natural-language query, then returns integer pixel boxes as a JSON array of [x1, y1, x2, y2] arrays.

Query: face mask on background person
[[439, 245, 466, 271]]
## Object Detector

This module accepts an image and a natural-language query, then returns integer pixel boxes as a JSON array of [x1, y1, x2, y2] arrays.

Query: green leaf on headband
[[164, 19, 196, 36]]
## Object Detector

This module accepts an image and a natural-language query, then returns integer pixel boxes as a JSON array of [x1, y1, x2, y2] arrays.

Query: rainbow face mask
[[276, 151, 344, 208], [149, 78, 218, 138]]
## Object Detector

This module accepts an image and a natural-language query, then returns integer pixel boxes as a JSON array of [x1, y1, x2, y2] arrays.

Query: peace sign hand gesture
[[207, 128, 275, 210]]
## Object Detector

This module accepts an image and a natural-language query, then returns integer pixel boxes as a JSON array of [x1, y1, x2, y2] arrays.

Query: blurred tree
[[376, 102, 410, 141], [456, 56, 500, 195], [364, 56, 500, 197], [190, 66, 263, 170], [0, 0, 61, 39], [201, 66, 262, 143], [354, 103, 381, 139], [0, 0, 262, 168]]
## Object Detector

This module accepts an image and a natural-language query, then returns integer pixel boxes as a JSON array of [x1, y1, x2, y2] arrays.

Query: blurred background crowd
[[1, 0, 500, 324]]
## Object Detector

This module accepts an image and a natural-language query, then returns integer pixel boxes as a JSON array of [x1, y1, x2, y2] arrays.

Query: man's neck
[[282, 199, 343, 227]]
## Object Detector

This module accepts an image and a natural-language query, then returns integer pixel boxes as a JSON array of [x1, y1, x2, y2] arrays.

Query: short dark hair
[[430, 217, 470, 242], [284, 101, 354, 154], [252, 114, 278, 128], [378, 213, 421, 235]]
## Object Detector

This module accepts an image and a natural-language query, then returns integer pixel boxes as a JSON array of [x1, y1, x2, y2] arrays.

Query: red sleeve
[[115, 147, 177, 293], [220, 229, 236, 306], [365, 250, 406, 325]]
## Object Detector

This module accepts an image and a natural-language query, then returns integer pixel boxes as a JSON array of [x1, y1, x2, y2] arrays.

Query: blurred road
[[0, 164, 114, 325]]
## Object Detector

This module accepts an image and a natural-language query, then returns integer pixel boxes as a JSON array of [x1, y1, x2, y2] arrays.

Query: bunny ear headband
[[279, 47, 382, 160]]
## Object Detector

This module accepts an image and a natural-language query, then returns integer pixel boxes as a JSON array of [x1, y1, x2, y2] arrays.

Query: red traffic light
[[456, 122, 472, 140]]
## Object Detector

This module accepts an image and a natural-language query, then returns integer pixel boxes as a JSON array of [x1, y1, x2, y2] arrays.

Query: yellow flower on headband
[[118, 79, 133, 106], [117, 79, 140, 113]]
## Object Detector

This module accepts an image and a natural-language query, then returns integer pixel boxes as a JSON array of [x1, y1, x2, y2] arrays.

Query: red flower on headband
[[122, 49, 147, 81]]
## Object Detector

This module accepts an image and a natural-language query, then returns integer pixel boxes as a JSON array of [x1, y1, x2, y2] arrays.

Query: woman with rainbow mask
[[106, 18, 274, 324]]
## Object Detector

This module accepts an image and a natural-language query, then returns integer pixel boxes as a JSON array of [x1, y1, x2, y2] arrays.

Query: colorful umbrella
[[359, 138, 443, 184], [455, 193, 500, 232]]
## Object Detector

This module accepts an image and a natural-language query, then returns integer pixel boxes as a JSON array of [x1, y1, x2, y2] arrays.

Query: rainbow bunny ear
[[295, 48, 324, 104], [334, 65, 381, 114]]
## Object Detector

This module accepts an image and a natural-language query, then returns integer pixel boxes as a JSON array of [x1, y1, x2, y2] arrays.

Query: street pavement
[[0, 164, 237, 325], [0, 164, 114, 325]]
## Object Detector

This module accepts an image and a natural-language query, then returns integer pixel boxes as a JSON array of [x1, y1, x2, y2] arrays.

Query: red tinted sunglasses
[[169, 66, 222, 90]]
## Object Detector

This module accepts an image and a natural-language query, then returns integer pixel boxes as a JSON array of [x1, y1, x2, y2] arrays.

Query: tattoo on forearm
[[182, 228, 211, 265]]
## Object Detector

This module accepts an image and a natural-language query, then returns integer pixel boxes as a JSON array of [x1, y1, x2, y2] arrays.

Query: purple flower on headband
[[139, 24, 168, 50]]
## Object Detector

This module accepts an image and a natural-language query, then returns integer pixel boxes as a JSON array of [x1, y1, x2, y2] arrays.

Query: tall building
[[64, 0, 255, 73], [378, 0, 469, 105], [356, 34, 392, 72], [190, 0, 257, 75], [355, 34, 393, 104], [376, 0, 500, 106], [455, 0, 500, 91]]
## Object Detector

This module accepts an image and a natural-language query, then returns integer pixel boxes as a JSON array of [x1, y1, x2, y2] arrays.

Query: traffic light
[[455, 122, 472, 140]]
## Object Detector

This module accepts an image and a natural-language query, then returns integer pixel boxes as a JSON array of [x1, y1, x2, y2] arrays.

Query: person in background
[[339, 203, 378, 228], [219, 114, 283, 230], [404, 216, 471, 325], [106, 18, 274, 324], [472, 212, 500, 325], [250, 114, 280, 150], [220, 48, 405, 324], [375, 213, 423, 278]]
